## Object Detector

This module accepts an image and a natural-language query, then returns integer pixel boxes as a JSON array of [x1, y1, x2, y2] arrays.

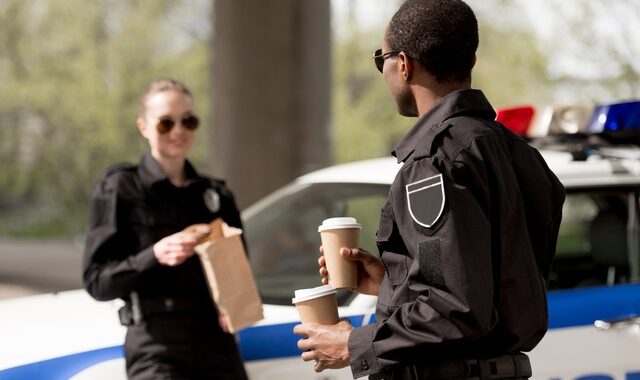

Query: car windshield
[[243, 182, 389, 306]]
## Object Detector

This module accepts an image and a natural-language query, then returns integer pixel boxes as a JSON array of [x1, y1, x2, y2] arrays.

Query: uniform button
[[361, 360, 369, 370]]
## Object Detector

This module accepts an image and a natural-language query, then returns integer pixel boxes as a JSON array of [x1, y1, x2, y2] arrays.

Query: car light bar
[[545, 104, 594, 135], [495, 105, 535, 136], [586, 100, 640, 133]]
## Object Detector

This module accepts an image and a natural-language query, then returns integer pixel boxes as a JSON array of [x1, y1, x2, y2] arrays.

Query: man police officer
[[293, 1, 565, 379]]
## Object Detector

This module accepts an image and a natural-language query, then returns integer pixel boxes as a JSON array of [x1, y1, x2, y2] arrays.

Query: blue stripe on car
[[0, 345, 123, 380], [0, 315, 364, 378], [547, 282, 640, 329], [2, 284, 639, 377]]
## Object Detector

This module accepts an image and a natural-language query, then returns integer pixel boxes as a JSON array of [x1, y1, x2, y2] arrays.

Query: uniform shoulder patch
[[406, 174, 445, 228]]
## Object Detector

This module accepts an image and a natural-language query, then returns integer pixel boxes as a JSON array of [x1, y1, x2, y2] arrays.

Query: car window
[[244, 183, 389, 306], [549, 189, 639, 290]]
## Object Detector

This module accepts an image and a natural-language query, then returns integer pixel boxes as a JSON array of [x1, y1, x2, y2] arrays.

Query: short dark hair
[[385, 0, 478, 83], [138, 78, 193, 118]]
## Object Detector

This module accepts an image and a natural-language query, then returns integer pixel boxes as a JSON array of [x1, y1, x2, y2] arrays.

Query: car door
[[530, 189, 640, 380]]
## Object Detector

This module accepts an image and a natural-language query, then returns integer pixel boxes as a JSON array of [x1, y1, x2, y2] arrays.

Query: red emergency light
[[495, 105, 535, 137]]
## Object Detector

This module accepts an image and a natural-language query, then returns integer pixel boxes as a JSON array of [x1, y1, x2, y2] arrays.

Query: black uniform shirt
[[83, 151, 243, 303], [348, 89, 565, 378]]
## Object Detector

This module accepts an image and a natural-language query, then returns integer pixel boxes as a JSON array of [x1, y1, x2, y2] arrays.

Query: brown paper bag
[[192, 219, 264, 333]]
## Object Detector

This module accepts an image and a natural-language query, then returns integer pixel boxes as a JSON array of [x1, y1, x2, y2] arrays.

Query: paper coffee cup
[[318, 217, 361, 289], [292, 285, 339, 325]]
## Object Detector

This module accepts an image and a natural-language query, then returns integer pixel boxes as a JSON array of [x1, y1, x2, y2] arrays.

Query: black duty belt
[[370, 353, 532, 380], [118, 293, 208, 326]]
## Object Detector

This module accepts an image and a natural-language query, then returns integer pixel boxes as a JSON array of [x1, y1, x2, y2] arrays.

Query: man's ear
[[398, 52, 413, 81], [136, 117, 149, 139]]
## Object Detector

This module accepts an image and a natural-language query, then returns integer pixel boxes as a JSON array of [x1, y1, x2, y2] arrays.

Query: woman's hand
[[153, 231, 198, 266], [318, 246, 385, 296]]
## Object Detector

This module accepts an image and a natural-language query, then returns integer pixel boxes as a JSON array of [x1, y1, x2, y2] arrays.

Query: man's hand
[[319, 247, 385, 296], [294, 320, 353, 372], [153, 231, 197, 266]]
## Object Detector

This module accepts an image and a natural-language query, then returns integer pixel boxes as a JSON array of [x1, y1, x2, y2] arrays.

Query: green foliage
[[331, 0, 553, 165], [474, 26, 552, 108], [0, 0, 211, 236], [332, 22, 409, 164]]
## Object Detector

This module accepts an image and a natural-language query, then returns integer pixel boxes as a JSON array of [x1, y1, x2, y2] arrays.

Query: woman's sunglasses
[[156, 114, 200, 134]]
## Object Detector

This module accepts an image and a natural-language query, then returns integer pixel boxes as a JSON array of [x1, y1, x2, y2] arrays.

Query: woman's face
[[137, 90, 197, 161]]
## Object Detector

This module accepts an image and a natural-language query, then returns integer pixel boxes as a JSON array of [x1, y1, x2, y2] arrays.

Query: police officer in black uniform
[[83, 79, 248, 379], [294, 1, 565, 379]]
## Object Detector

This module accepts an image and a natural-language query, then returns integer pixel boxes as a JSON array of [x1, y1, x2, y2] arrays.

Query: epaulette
[[206, 176, 226, 188], [103, 162, 137, 178]]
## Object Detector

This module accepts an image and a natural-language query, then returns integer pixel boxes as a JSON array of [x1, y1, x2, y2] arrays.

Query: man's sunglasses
[[156, 114, 200, 134], [373, 49, 402, 73]]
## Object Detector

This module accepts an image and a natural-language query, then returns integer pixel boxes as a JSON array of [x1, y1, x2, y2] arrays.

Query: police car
[[1, 101, 640, 380]]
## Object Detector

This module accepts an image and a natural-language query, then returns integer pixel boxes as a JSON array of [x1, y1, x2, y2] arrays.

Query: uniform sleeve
[[348, 158, 495, 378], [82, 174, 159, 301]]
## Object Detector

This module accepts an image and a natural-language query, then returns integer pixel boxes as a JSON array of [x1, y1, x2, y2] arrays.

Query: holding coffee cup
[[318, 217, 361, 289], [292, 285, 339, 325]]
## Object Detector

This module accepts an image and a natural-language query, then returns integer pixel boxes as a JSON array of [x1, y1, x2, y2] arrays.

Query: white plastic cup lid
[[291, 284, 337, 304], [318, 217, 362, 232]]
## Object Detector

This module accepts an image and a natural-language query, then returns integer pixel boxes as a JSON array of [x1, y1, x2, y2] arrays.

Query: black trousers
[[124, 310, 248, 380]]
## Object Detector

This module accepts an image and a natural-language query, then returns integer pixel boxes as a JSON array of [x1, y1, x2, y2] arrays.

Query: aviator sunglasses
[[373, 48, 401, 73], [373, 49, 414, 73], [156, 114, 200, 134]]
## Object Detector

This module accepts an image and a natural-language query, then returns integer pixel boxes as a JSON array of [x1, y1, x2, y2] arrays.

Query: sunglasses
[[373, 49, 402, 73], [156, 114, 200, 134]]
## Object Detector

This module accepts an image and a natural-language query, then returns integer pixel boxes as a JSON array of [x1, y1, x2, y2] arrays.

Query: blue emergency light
[[587, 100, 640, 133]]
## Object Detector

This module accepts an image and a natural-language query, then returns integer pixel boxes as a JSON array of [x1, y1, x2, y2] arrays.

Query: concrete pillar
[[211, 0, 331, 208]]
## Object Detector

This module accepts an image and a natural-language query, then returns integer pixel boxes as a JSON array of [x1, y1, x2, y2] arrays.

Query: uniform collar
[[138, 150, 203, 190], [391, 89, 496, 163]]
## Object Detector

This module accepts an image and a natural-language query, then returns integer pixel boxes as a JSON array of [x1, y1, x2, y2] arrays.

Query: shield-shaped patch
[[405, 174, 445, 228]]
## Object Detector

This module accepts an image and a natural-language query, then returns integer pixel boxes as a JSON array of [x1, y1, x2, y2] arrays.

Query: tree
[[0, 0, 211, 235], [331, 0, 550, 164]]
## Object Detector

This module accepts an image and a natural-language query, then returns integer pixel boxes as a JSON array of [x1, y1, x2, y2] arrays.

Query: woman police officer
[[83, 79, 248, 379]]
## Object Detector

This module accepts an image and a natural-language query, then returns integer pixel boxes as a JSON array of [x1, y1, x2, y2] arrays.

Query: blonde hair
[[138, 78, 193, 118]]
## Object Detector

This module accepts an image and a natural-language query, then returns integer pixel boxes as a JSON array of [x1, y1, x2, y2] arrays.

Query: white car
[[2, 103, 640, 379]]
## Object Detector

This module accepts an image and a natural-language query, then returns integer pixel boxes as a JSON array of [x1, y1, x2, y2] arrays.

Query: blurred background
[[0, 0, 639, 298]]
